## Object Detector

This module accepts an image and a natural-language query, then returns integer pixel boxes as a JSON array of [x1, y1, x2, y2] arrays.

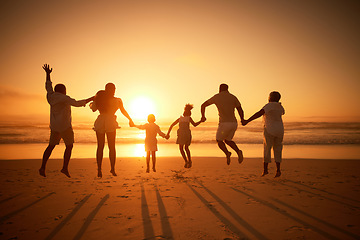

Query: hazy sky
[[1, 0, 359, 124]]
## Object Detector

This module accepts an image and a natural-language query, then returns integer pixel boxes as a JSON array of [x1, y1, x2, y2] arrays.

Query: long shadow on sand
[[0, 193, 22, 205], [286, 179, 360, 204], [195, 180, 268, 240], [45, 194, 92, 240], [272, 180, 360, 209], [154, 184, 174, 239], [271, 197, 360, 239], [231, 187, 339, 240], [140, 182, 155, 239], [73, 194, 109, 240], [186, 183, 248, 239], [0, 192, 55, 223]]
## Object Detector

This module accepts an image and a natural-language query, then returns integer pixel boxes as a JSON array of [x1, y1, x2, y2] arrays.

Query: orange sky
[[1, 0, 359, 124]]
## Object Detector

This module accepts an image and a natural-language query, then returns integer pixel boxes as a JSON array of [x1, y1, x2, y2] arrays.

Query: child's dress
[[138, 123, 166, 152], [176, 116, 192, 145]]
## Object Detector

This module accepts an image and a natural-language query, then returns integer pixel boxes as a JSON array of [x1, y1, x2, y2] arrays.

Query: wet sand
[[0, 157, 359, 239]]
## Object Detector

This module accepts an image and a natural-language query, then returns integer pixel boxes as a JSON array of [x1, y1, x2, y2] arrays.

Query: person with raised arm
[[39, 64, 94, 178]]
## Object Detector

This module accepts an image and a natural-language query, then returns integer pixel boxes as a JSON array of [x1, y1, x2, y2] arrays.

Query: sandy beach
[[0, 157, 359, 240]]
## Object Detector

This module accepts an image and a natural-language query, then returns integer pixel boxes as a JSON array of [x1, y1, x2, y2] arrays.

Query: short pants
[[49, 127, 74, 145], [216, 122, 238, 141]]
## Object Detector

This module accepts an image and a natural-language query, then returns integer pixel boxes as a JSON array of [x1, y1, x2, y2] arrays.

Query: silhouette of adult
[[39, 64, 94, 178], [201, 84, 244, 165], [90, 83, 134, 177]]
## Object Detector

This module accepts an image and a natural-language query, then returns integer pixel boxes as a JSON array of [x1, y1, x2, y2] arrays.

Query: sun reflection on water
[[136, 132, 146, 139], [132, 143, 146, 157]]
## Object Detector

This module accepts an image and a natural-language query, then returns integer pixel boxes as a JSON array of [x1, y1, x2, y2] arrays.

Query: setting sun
[[128, 96, 156, 121]]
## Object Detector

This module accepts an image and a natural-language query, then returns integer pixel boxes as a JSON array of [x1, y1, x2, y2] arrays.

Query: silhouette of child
[[133, 114, 167, 173], [166, 104, 202, 168], [242, 91, 285, 177]]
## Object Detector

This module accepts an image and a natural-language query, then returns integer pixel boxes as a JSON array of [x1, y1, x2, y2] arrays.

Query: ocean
[[0, 121, 359, 160]]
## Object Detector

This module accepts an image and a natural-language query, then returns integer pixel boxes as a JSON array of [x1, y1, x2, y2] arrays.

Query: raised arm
[[43, 64, 54, 94], [166, 118, 179, 137], [118, 99, 134, 127], [190, 117, 202, 127], [201, 100, 212, 122], [243, 109, 265, 126]]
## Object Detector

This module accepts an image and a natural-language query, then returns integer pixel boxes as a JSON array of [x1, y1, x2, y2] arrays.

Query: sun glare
[[133, 144, 146, 157], [129, 97, 156, 121]]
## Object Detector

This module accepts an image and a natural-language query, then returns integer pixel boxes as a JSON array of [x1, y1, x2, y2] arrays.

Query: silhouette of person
[[90, 83, 134, 178], [39, 64, 94, 178], [242, 91, 285, 177], [133, 114, 167, 173], [166, 104, 202, 168], [201, 84, 244, 165]]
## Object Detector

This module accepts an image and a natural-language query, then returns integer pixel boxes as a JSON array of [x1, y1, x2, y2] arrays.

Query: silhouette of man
[[39, 64, 93, 177], [201, 84, 244, 165]]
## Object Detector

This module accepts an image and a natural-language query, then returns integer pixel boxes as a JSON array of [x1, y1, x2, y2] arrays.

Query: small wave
[[1, 121, 360, 146]]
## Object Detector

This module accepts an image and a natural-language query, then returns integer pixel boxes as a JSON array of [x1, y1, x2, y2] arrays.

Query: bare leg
[[96, 132, 105, 178], [39, 144, 56, 177], [146, 151, 150, 173], [107, 131, 117, 176], [60, 144, 73, 178], [217, 140, 231, 165], [179, 144, 188, 167], [151, 151, 156, 172], [273, 136, 283, 178], [275, 162, 281, 177], [225, 140, 243, 164], [185, 145, 192, 168], [261, 162, 269, 176]]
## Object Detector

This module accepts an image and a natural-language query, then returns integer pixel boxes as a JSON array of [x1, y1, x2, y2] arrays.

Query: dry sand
[[0, 156, 359, 240]]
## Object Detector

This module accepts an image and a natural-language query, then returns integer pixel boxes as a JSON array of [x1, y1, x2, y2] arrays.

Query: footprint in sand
[[117, 195, 129, 198], [286, 225, 309, 232]]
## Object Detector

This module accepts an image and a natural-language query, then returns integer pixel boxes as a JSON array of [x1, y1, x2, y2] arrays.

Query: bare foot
[[184, 161, 188, 168], [275, 171, 281, 178], [60, 169, 71, 178], [146, 168, 150, 173], [237, 150, 243, 164], [110, 170, 117, 176], [188, 161, 192, 168], [226, 152, 232, 165], [39, 168, 46, 177], [152, 167, 156, 172], [261, 170, 269, 177], [97, 170, 102, 178]]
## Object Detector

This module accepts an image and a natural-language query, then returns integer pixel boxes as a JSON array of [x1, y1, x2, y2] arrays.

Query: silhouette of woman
[[90, 83, 134, 177]]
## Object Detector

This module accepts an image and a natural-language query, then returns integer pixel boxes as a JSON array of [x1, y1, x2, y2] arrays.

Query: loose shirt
[[46, 80, 86, 132], [262, 102, 285, 137]]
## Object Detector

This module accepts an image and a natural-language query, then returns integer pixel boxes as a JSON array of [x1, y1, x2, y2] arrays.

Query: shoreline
[[1, 143, 360, 160], [1, 157, 360, 161]]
